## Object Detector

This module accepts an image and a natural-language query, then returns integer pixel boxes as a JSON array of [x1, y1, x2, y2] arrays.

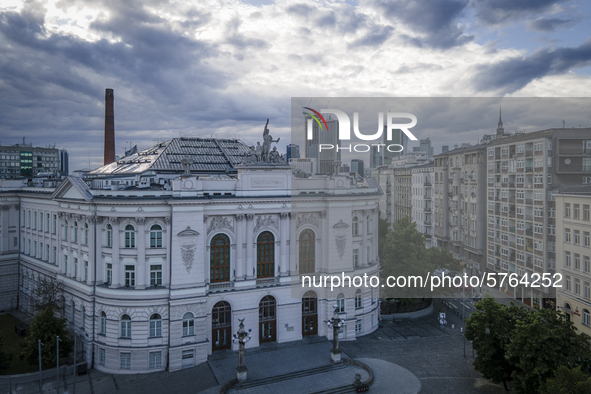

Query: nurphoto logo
[[303, 107, 418, 153]]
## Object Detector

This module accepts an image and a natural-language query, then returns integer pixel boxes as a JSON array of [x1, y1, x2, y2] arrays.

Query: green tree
[[20, 307, 72, 368], [465, 298, 528, 390], [0, 334, 13, 371], [540, 366, 591, 394], [32, 277, 66, 314], [377, 214, 390, 259], [506, 308, 591, 394]]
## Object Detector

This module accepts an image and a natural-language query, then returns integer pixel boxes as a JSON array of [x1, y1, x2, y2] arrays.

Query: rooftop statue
[[244, 119, 285, 165]]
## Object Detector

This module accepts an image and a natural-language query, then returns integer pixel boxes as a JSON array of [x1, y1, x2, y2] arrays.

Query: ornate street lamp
[[232, 318, 252, 382], [325, 304, 345, 364]]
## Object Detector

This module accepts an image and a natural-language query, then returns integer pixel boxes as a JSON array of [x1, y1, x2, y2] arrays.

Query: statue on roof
[[262, 119, 280, 162]]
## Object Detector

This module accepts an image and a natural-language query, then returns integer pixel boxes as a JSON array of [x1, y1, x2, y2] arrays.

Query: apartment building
[[411, 164, 434, 247], [0, 143, 61, 179], [555, 189, 591, 335], [433, 144, 488, 274], [394, 167, 412, 222], [486, 128, 591, 309]]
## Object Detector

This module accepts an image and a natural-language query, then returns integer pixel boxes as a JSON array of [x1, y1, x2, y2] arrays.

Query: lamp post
[[38, 340, 43, 393], [325, 304, 345, 364], [232, 318, 251, 383]]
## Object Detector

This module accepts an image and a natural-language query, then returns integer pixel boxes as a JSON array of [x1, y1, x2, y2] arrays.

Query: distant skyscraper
[[287, 144, 300, 161], [442, 145, 449, 153], [60, 149, 69, 175], [351, 159, 365, 177], [419, 138, 434, 158], [304, 113, 340, 174], [383, 127, 408, 165], [370, 145, 383, 169]]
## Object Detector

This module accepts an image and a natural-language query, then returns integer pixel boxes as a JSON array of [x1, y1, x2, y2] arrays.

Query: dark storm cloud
[[472, 39, 591, 93], [369, 0, 473, 49], [471, 0, 570, 25], [527, 17, 577, 32], [347, 25, 394, 48]]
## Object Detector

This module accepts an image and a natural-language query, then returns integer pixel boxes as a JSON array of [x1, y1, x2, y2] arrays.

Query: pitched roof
[[88, 137, 251, 176]]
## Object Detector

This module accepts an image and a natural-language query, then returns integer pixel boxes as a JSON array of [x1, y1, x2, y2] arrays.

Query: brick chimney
[[104, 88, 115, 165]]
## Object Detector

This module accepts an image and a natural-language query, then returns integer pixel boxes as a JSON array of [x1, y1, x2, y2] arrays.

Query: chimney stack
[[104, 88, 115, 165]]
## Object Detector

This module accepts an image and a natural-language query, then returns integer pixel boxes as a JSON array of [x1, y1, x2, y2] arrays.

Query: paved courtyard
[[1, 299, 506, 394]]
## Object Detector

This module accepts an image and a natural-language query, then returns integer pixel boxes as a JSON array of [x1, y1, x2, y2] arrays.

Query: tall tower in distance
[[104, 88, 116, 165], [496, 107, 505, 138]]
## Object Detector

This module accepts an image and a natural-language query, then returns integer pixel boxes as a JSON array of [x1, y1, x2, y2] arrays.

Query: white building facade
[[411, 165, 434, 248], [0, 138, 380, 374]]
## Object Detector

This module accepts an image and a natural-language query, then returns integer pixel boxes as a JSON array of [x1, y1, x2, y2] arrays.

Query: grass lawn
[[0, 314, 37, 375]]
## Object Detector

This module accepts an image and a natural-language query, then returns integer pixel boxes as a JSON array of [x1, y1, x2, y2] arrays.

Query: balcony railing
[[209, 282, 235, 292], [256, 277, 279, 288]]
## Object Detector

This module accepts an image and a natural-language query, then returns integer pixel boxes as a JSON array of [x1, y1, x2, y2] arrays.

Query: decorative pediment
[[51, 177, 93, 201], [207, 216, 234, 234], [178, 226, 200, 237], [297, 213, 319, 229]]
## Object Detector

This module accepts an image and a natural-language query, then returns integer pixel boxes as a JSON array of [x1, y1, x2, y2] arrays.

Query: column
[[57, 213, 63, 271], [111, 218, 121, 288], [87, 217, 95, 285], [235, 214, 245, 280], [279, 213, 289, 276], [245, 214, 255, 279], [137, 218, 146, 289]]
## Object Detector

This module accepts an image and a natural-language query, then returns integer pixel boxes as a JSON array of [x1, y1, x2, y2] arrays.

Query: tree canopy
[[466, 298, 591, 394], [20, 307, 73, 368]]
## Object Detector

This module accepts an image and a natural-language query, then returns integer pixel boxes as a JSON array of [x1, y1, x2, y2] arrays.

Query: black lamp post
[[232, 318, 251, 382], [325, 304, 345, 364]]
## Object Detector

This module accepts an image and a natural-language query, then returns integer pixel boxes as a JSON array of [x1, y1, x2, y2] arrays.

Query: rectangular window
[[46, 213, 50, 232], [149, 352, 161, 369], [106, 263, 112, 285], [52, 214, 57, 234], [575, 279, 581, 295], [566, 275, 571, 292], [586, 282, 590, 300], [565, 229, 571, 243], [575, 230, 581, 245], [565, 251, 571, 267], [84, 261, 88, 281], [99, 348, 106, 366], [120, 353, 131, 370], [584, 205, 590, 221], [586, 232, 591, 247], [150, 265, 162, 287], [575, 254, 581, 270], [574, 204, 580, 219], [355, 320, 362, 334], [52, 246, 56, 264], [150, 319, 162, 338], [585, 256, 590, 273], [74, 257, 78, 278], [352, 249, 359, 267], [565, 203, 571, 218], [125, 265, 135, 287]]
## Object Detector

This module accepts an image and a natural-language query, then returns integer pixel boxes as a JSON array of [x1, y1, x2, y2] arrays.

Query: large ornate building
[[0, 136, 380, 374]]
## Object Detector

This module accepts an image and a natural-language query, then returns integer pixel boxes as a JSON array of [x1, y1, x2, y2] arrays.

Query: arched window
[[352, 216, 359, 236], [259, 296, 276, 321], [336, 293, 345, 313], [125, 225, 135, 248], [150, 314, 162, 337], [73, 221, 78, 243], [150, 225, 163, 248], [299, 230, 315, 274], [183, 312, 194, 336], [210, 234, 230, 283], [106, 224, 113, 247], [121, 315, 131, 338], [84, 223, 89, 245], [100, 311, 107, 334], [355, 289, 362, 309], [212, 301, 232, 351], [584, 309, 591, 326], [257, 231, 275, 278]]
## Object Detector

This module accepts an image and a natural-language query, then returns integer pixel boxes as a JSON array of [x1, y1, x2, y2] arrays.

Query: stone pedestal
[[330, 349, 342, 364], [236, 365, 248, 382]]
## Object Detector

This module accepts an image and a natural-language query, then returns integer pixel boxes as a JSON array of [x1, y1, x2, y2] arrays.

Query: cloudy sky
[[1, 0, 591, 171]]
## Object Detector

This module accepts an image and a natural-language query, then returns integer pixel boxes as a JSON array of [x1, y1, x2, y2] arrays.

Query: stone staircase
[[233, 363, 348, 390]]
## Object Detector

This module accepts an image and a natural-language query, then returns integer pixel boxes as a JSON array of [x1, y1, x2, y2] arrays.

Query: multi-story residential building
[[383, 129, 409, 165], [555, 189, 591, 335], [411, 164, 434, 247], [0, 143, 61, 179], [371, 165, 394, 223], [486, 128, 591, 309], [394, 167, 412, 222], [0, 137, 380, 374], [433, 144, 487, 274]]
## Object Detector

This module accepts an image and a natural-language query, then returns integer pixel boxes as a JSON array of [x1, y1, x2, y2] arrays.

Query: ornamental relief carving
[[178, 226, 200, 273], [296, 213, 319, 229], [253, 215, 278, 234], [207, 216, 234, 235], [332, 220, 350, 260]]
